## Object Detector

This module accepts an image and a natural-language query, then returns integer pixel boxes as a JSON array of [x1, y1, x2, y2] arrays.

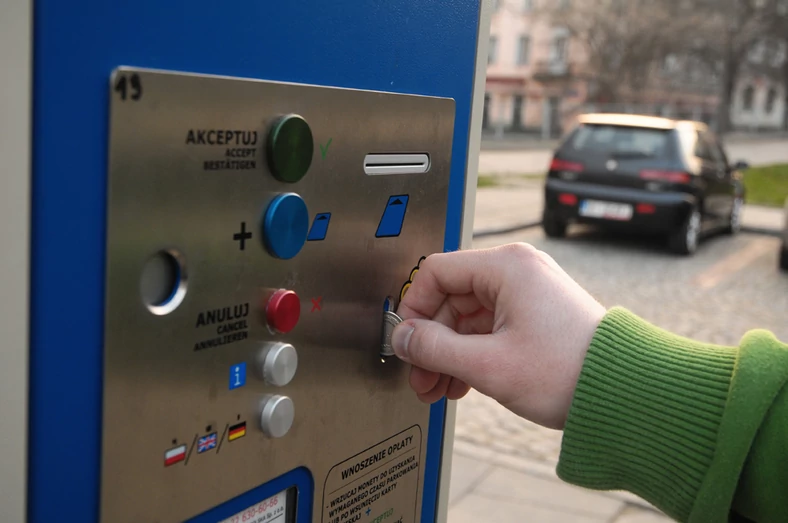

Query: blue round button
[[262, 193, 309, 260]]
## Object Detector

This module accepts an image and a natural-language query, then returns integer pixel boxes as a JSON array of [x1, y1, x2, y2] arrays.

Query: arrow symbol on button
[[390, 198, 404, 205]]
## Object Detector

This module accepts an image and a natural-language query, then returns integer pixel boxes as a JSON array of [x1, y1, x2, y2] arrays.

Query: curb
[[472, 221, 541, 239], [741, 226, 783, 238], [473, 222, 782, 239]]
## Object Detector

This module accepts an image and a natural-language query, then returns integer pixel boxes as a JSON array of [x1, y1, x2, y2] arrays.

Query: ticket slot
[[363, 154, 430, 175]]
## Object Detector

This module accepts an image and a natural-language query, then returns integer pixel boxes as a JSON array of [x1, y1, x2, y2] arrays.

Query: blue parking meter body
[[0, 1, 488, 522]]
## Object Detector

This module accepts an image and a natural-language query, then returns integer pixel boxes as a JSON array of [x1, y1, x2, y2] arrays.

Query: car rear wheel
[[780, 244, 788, 271], [669, 207, 701, 255], [724, 196, 743, 234], [542, 211, 567, 238]]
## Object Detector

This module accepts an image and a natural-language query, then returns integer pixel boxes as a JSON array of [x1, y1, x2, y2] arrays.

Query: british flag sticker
[[197, 432, 217, 454]]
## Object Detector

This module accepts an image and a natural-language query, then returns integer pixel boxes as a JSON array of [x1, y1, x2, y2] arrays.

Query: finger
[[416, 374, 452, 404], [409, 365, 441, 395], [456, 308, 495, 335], [397, 250, 500, 320], [429, 292, 486, 327], [392, 318, 498, 383], [445, 378, 471, 400]]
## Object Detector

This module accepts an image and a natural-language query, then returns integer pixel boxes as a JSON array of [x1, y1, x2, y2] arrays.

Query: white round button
[[260, 395, 295, 438], [258, 342, 298, 387]]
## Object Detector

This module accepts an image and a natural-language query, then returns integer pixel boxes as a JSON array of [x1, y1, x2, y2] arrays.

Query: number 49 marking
[[114, 73, 142, 101]]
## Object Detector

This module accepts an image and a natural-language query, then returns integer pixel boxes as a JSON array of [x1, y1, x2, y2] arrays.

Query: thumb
[[392, 319, 495, 380]]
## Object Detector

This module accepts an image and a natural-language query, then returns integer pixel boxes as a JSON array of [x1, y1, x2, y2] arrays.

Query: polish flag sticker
[[164, 444, 187, 467]]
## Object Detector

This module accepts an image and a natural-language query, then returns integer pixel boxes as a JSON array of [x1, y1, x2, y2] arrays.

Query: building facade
[[484, 0, 588, 138], [484, 0, 787, 138], [730, 38, 787, 131]]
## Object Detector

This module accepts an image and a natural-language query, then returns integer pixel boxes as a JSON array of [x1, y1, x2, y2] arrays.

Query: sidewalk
[[478, 138, 788, 176], [448, 446, 671, 523], [446, 392, 672, 523]]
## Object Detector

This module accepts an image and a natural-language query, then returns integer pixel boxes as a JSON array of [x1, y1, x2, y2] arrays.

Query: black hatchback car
[[543, 114, 748, 255]]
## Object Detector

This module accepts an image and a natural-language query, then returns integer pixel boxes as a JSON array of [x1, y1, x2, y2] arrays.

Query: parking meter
[[0, 1, 491, 522]]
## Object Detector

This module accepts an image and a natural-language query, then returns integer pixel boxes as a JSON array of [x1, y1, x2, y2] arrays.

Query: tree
[[672, 0, 774, 133], [761, 0, 788, 130], [537, 0, 683, 104], [537, 0, 776, 133]]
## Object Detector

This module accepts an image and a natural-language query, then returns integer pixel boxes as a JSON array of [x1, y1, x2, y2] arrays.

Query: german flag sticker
[[228, 421, 246, 442]]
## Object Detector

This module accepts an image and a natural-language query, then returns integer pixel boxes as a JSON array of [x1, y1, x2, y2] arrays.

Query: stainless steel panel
[[102, 67, 454, 522], [0, 0, 31, 520]]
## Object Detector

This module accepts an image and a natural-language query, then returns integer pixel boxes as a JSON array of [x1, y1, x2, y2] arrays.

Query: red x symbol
[[311, 297, 322, 312]]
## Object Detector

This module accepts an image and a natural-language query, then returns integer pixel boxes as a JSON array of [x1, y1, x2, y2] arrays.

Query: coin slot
[[383, 295, 394, 312], [364, 153, 430, 175], [140, 250, 188, 315]]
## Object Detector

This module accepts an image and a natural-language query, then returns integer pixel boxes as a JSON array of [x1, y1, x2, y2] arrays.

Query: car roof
[[577, 113, 707, 132]]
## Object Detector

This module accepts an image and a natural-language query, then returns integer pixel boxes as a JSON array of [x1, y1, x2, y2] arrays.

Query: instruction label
[[322, 426, 422, 523], [184, 128, 259, 171], [193, 303, 250, 351]]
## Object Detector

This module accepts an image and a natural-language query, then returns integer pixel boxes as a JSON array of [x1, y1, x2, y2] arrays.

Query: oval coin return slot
[[363, 153, 430, 175], [140, 249, 188, 315]]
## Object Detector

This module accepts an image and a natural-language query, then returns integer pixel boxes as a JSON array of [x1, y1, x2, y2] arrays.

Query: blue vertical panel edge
[[30, 1, 480, 521]]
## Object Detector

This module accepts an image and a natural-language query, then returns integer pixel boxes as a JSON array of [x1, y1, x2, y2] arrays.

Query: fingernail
[[392, 323, 414, 360]]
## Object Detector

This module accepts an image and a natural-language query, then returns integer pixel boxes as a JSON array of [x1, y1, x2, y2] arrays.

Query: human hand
[[392, 243, 606, 429]]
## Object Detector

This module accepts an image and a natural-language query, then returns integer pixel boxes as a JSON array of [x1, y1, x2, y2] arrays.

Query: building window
[[551, 36, 568, 64], [517, 35, 531, 65], [483, 93, 491, 130], [523, 0, 534, 11], [512, 95, 525, 130], [488, 36, 498, 64], [766, 87, 778, 114], [662, 54, 679, 73], [742, 85, 755, 111]]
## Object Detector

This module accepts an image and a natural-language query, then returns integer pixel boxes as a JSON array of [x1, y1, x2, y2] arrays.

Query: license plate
[[579, 200, 633, 221]]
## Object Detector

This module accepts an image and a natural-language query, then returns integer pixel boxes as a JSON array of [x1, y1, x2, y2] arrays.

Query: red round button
[[266, 289, 301, 334]]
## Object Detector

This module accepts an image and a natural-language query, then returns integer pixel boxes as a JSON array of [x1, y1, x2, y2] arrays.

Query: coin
[[381, 310, 403, 358]]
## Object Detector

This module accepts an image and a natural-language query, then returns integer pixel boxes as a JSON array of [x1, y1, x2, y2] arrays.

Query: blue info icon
[[229, 362, 247, 390]]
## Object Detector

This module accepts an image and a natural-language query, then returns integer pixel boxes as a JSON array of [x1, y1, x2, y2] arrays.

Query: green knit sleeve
[[705, 330, 788, 523], [556, 307, 788, 523]]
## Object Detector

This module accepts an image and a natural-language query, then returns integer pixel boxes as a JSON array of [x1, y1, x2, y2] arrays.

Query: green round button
[[267, 114, 314, 183]]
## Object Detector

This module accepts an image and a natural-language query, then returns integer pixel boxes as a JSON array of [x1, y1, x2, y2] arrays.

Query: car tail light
[[558, 193, 578, 205], [640, 170, 691, 184], [636, 203, 656, 214], [550, 159, 584, 172]]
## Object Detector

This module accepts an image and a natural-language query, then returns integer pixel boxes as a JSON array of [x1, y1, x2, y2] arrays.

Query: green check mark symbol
[[319, 138, 333, 159]]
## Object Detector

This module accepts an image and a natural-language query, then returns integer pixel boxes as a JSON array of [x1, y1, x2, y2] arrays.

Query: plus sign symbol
[[233, 222, 253, 251]]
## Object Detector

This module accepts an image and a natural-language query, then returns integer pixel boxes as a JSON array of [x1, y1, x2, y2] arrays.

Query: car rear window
[[565, 124, 671, 159]]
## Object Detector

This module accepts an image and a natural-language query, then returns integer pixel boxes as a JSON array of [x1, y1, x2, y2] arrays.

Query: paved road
[[478, 139, 788, 175], [451, 141, 787, 521], [448, 223, 788, 522]]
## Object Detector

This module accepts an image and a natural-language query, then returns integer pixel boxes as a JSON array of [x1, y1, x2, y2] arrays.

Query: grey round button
[[260, 395, 295, 438], [259, 342, 298, 387]]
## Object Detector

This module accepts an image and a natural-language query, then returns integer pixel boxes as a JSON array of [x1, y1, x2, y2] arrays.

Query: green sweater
[[556, 307, 788, 523]]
